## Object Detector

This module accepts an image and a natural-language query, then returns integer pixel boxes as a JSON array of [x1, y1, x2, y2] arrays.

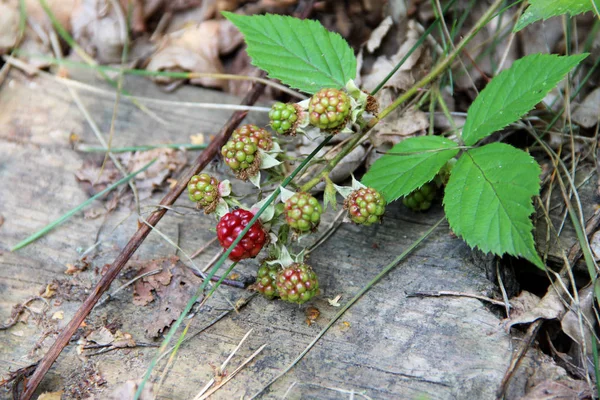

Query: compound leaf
[[462, 53, 587, 146], [361, 136, 459, 202], [443, 143, 543, 268], [223, 12, 356, 94]]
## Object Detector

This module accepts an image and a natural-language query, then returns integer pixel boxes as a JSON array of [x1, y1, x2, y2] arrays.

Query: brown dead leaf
[[506, 290, 565, 329], [146, 19, 243, 90], [51, 310, 64, 320], [366, 15, 393, 53], [521, 379, 592, 400], [0, 1, 19, 55], [129, 256, 203, 337], [147, 258, 203, 338], [25, 0, 77, 31], [572, 87, 600, 128], [41, 282, 59, 298], [87, 326, 115, 346], [38, 391, 64, 400], [120, 148, 187, 195], [360, 20, 429, 93], [75, 159, 121, 196], [305, 306, 320, 326], [370, 105, 429, 147], [131, 258, 174, 306], [65, 258, 89, 275], [561, 285, 595, 352], [190, 133, 205, 144], [71, 0, 126, 64], [83, 207, 105, 219]]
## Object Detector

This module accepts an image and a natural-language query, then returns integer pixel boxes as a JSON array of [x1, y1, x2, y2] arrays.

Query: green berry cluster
[[344, 187, 386, 226], [403, 182, 436, 211], [308, 88, 351, 131], [284, 192, 322, 232], [187, 174, 219, 212], [269, 102, 299, 135], [276, 263, 319, 304], [232, 124, 273, 151], [253, 262, 320, 304], [253, 262, 279, 299]]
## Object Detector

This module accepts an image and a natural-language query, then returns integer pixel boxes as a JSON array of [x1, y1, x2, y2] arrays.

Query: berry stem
[[299, 0, 504, 195]]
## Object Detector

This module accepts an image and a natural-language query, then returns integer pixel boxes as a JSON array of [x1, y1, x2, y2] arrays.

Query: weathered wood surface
[[1, 69, 519, 399]]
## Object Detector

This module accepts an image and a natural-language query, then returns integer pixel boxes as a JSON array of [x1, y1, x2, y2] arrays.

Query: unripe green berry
[[276, 263, 319, 304], [232, 124, 273, 151], [269, 102, 299, 135], [308, 88, 351, 131], [253, 262, 280, 299], [403, 182, 436, 211], [188, 173, 219, 204], [285, 192, 322, 232], [344, 187, 386, 226]]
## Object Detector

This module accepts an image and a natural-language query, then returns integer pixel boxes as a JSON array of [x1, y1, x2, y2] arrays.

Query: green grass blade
[[11, 159, 156, 251], [133, 136, 333, 400], [78, 143, 208, 153], [249, 217, 445, 399]]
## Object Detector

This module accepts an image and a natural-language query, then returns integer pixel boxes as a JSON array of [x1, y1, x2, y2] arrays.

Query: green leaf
[[515, 0, 593, 32], [443, 143, 543, 268], [462, 53, 588, 146], [223, 12, 356, 94], [361, 136, 459, 202]]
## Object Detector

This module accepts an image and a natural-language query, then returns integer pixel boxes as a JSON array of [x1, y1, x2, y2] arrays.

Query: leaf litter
[[127, 255, 203, 338]]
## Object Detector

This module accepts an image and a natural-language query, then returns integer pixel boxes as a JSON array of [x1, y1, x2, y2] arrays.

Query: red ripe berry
[[216, 209, 267, 262]]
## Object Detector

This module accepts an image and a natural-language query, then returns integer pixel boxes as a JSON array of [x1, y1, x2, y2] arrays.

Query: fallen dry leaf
[[561, 284, 595, 352], [128, 255, 203, 337], [71, 0, 127, 64], [190, 133, 205, 144], [366, 15, 393, 53], [0, 1, 19, 54], [146, 19, 243, 89], [572, 87, 600, 128], [41, 282, 59, 298], [38, 391, 64, 400], [51, 310, 64, 320], [25, 0, 78, 31], [131, 258, 174, 306], [506, 290, 565, 329], [120, 148, 187, 196], [305, 306, 320, 326], [369, 105, 429, 149], [75, 159, 121, 196], [521, 379, 592, 400], [327, 295, 342, 307], [360, 20, 430, 93], [86, 326, 116, 346], [146, 258, 203, 338]]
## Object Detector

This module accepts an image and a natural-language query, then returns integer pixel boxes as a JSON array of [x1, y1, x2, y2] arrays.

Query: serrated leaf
[[443, 143, 543, 268], [361, 136, 459, 202], [223, 12, 356, 94], [462, 53, 588, 146], [515, 0, 593, 32]]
